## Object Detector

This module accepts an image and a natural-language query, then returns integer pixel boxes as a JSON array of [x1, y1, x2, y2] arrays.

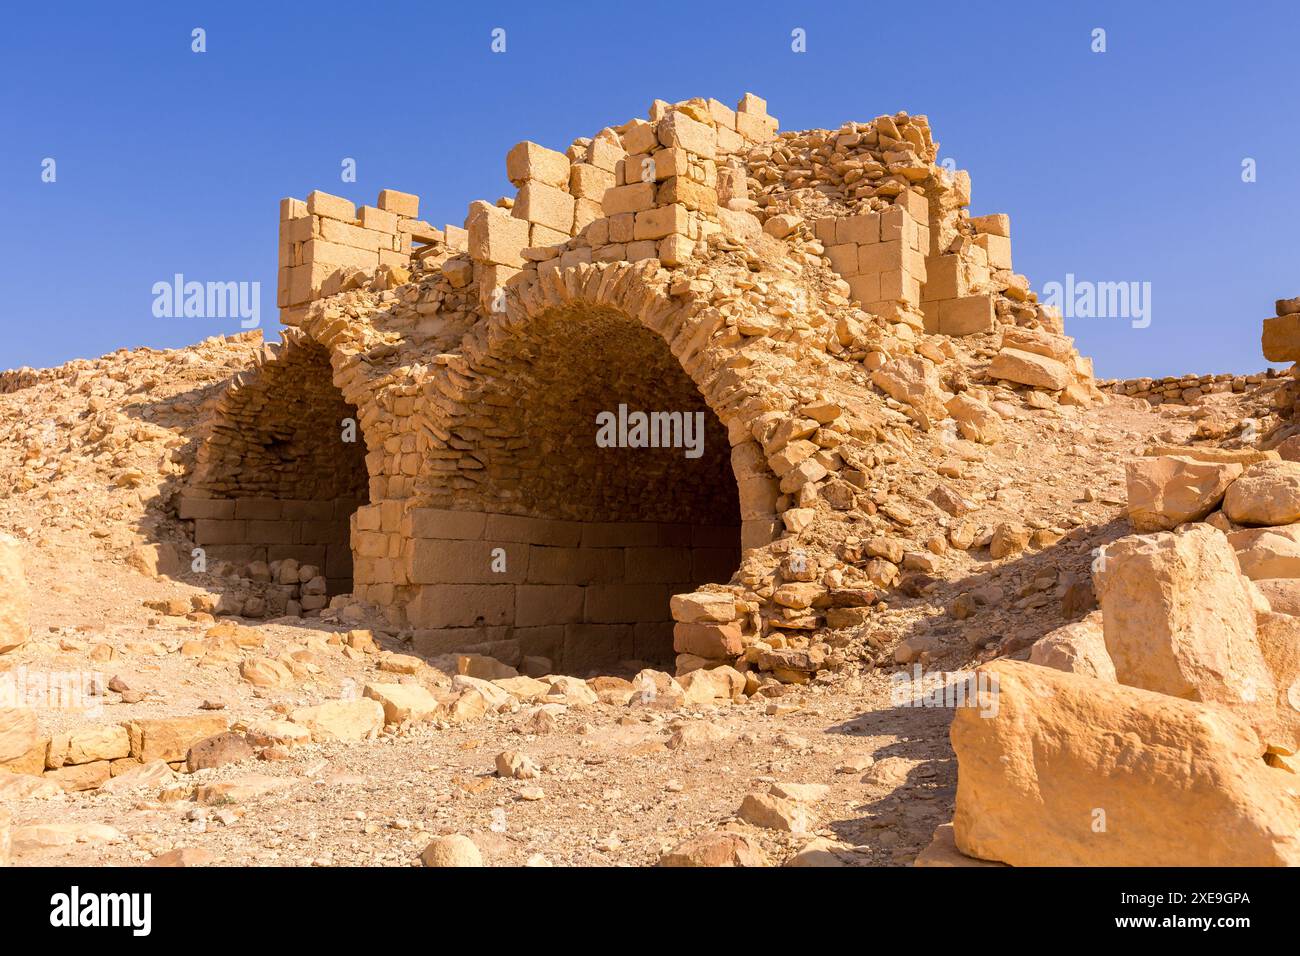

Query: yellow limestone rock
[[1124, 455, 1242, 532], [951, 660, 1300, 866]]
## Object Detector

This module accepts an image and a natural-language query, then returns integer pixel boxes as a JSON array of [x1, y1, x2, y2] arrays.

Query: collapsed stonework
[[179, 92, 1100, 677]]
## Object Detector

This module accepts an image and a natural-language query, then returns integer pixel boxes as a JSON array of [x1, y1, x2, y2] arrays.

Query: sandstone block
[[513, 181, 575, 234], [1097, 526, 1275, 727], [306, 190, 356, 222], [363, 683, 440, 724], [506, 142, 570, 188], [125, 715, 230, 763], [1028, 611, 1116, 681], [0, 535, 29, 654], [467, 206, 529, 267], [986, 347, 1071, 390], [289, 699, 384, 742], [1262, 313, 1300, 363], [1125, 455, 1243, 531], [0, 707, 38, 765], [377, 188, 419, 218], [938, 294, 994, 336], [1223, 460, 1300, 526], [952, 659, 1300, 865], [602, 182, 656, 216], [673, 621, 744, 659]]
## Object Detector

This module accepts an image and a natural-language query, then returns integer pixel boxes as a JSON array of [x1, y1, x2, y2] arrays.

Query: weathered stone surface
[[0, 707, 39, 765], [658, 830, 770, 867], [97, 759, 174, 794], [1124, 456, 1242, 532], [1028, 611, 1116, 682], [186, 731, 255, 772], [913, 823, 1005, 867], [363, 683, 440, 723], [945, 393, 1002, 444], [871, 357, 947, 426], [1223, 461, 1300, 526], [1233, 531, 1300, 580], [0, 535, 30, 654], [126, 715, 230, 763], [1097, 527, 1274, 730], [737, 792, 808, 832], [986, 348, 1070, 390], [289, 699, 384, 742], [420, 834, 482, 867], [951, 660, 1300, 866], [1255, 578, 1300, 616], [0, 772, 63, 800], [11, 821, 125, 854], [195, 774, 295, 804], [678, 665, 745, 703]]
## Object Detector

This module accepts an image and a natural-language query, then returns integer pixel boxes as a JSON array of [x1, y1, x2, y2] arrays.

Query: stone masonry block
[[938, 294, 995, 336], [655, 177, 716, 214], [307, 190, 356, 222], [580, 522, 662, 548], [570, 163, 616, 200], [467, 207, 529, 267], [656, 112, 717, 159], [836, 214, 879, 245], [359, 205, 399, 233], [506, 142, 571, 188], [406, 584, 514, 629], [407, 539, 527, 585], [178, 496, 235, 520], [602, 182, 656, 217], [633, 204, 689, 241], [377, 189, 419, 218], [513, 181, 576, 234], [483, 514, 582, 547], [976, 233, 1012, 270], [526, 546, 624, 585], [233, 498, 283, 520], [515, 585, 585, 626], [625, 547, 692, 584], [585, 584, 670, 624]]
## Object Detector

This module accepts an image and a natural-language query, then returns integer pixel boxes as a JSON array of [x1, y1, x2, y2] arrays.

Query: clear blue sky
[[3, 1, 1297, 379]]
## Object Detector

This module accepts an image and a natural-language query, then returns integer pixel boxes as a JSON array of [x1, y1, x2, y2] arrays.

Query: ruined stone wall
[[183, 89, 1107, 676], [378, 507, 737, 670], [184, 335, 369, 593]]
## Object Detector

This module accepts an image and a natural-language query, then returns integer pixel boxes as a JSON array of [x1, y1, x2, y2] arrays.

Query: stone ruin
[[179, 92, 1101, 676]]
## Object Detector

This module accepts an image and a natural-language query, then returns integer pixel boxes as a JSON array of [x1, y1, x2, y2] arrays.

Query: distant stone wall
[[1100, 369, 1282, 405]]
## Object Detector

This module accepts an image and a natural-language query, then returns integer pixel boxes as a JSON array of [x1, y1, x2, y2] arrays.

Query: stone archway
[[401, 263, 783, 673], [183, 333, 370, 605]]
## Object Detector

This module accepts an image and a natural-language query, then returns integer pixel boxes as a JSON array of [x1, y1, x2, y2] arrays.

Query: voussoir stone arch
[[388, 261, 785, 669]]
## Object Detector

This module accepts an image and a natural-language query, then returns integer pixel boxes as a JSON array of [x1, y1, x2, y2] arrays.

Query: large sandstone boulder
[[0, 535, 30, 655], [944, 393, 1002, 444], [1255, 578, 1300, 616], [951, 660, 1300, 866], [871, 357, 949, 427], [1028, 611, 1115, 682], [1232, 531, 1300, 580], [1253, 613, 1300, 754], [1097, 527, 1275, 732], [289, 699, 384, 742], [1223, 460, 1300, 526], [0, 707, 38, 765], [1124, 456, 1241, 532], [986, 347, 1070, 390]]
